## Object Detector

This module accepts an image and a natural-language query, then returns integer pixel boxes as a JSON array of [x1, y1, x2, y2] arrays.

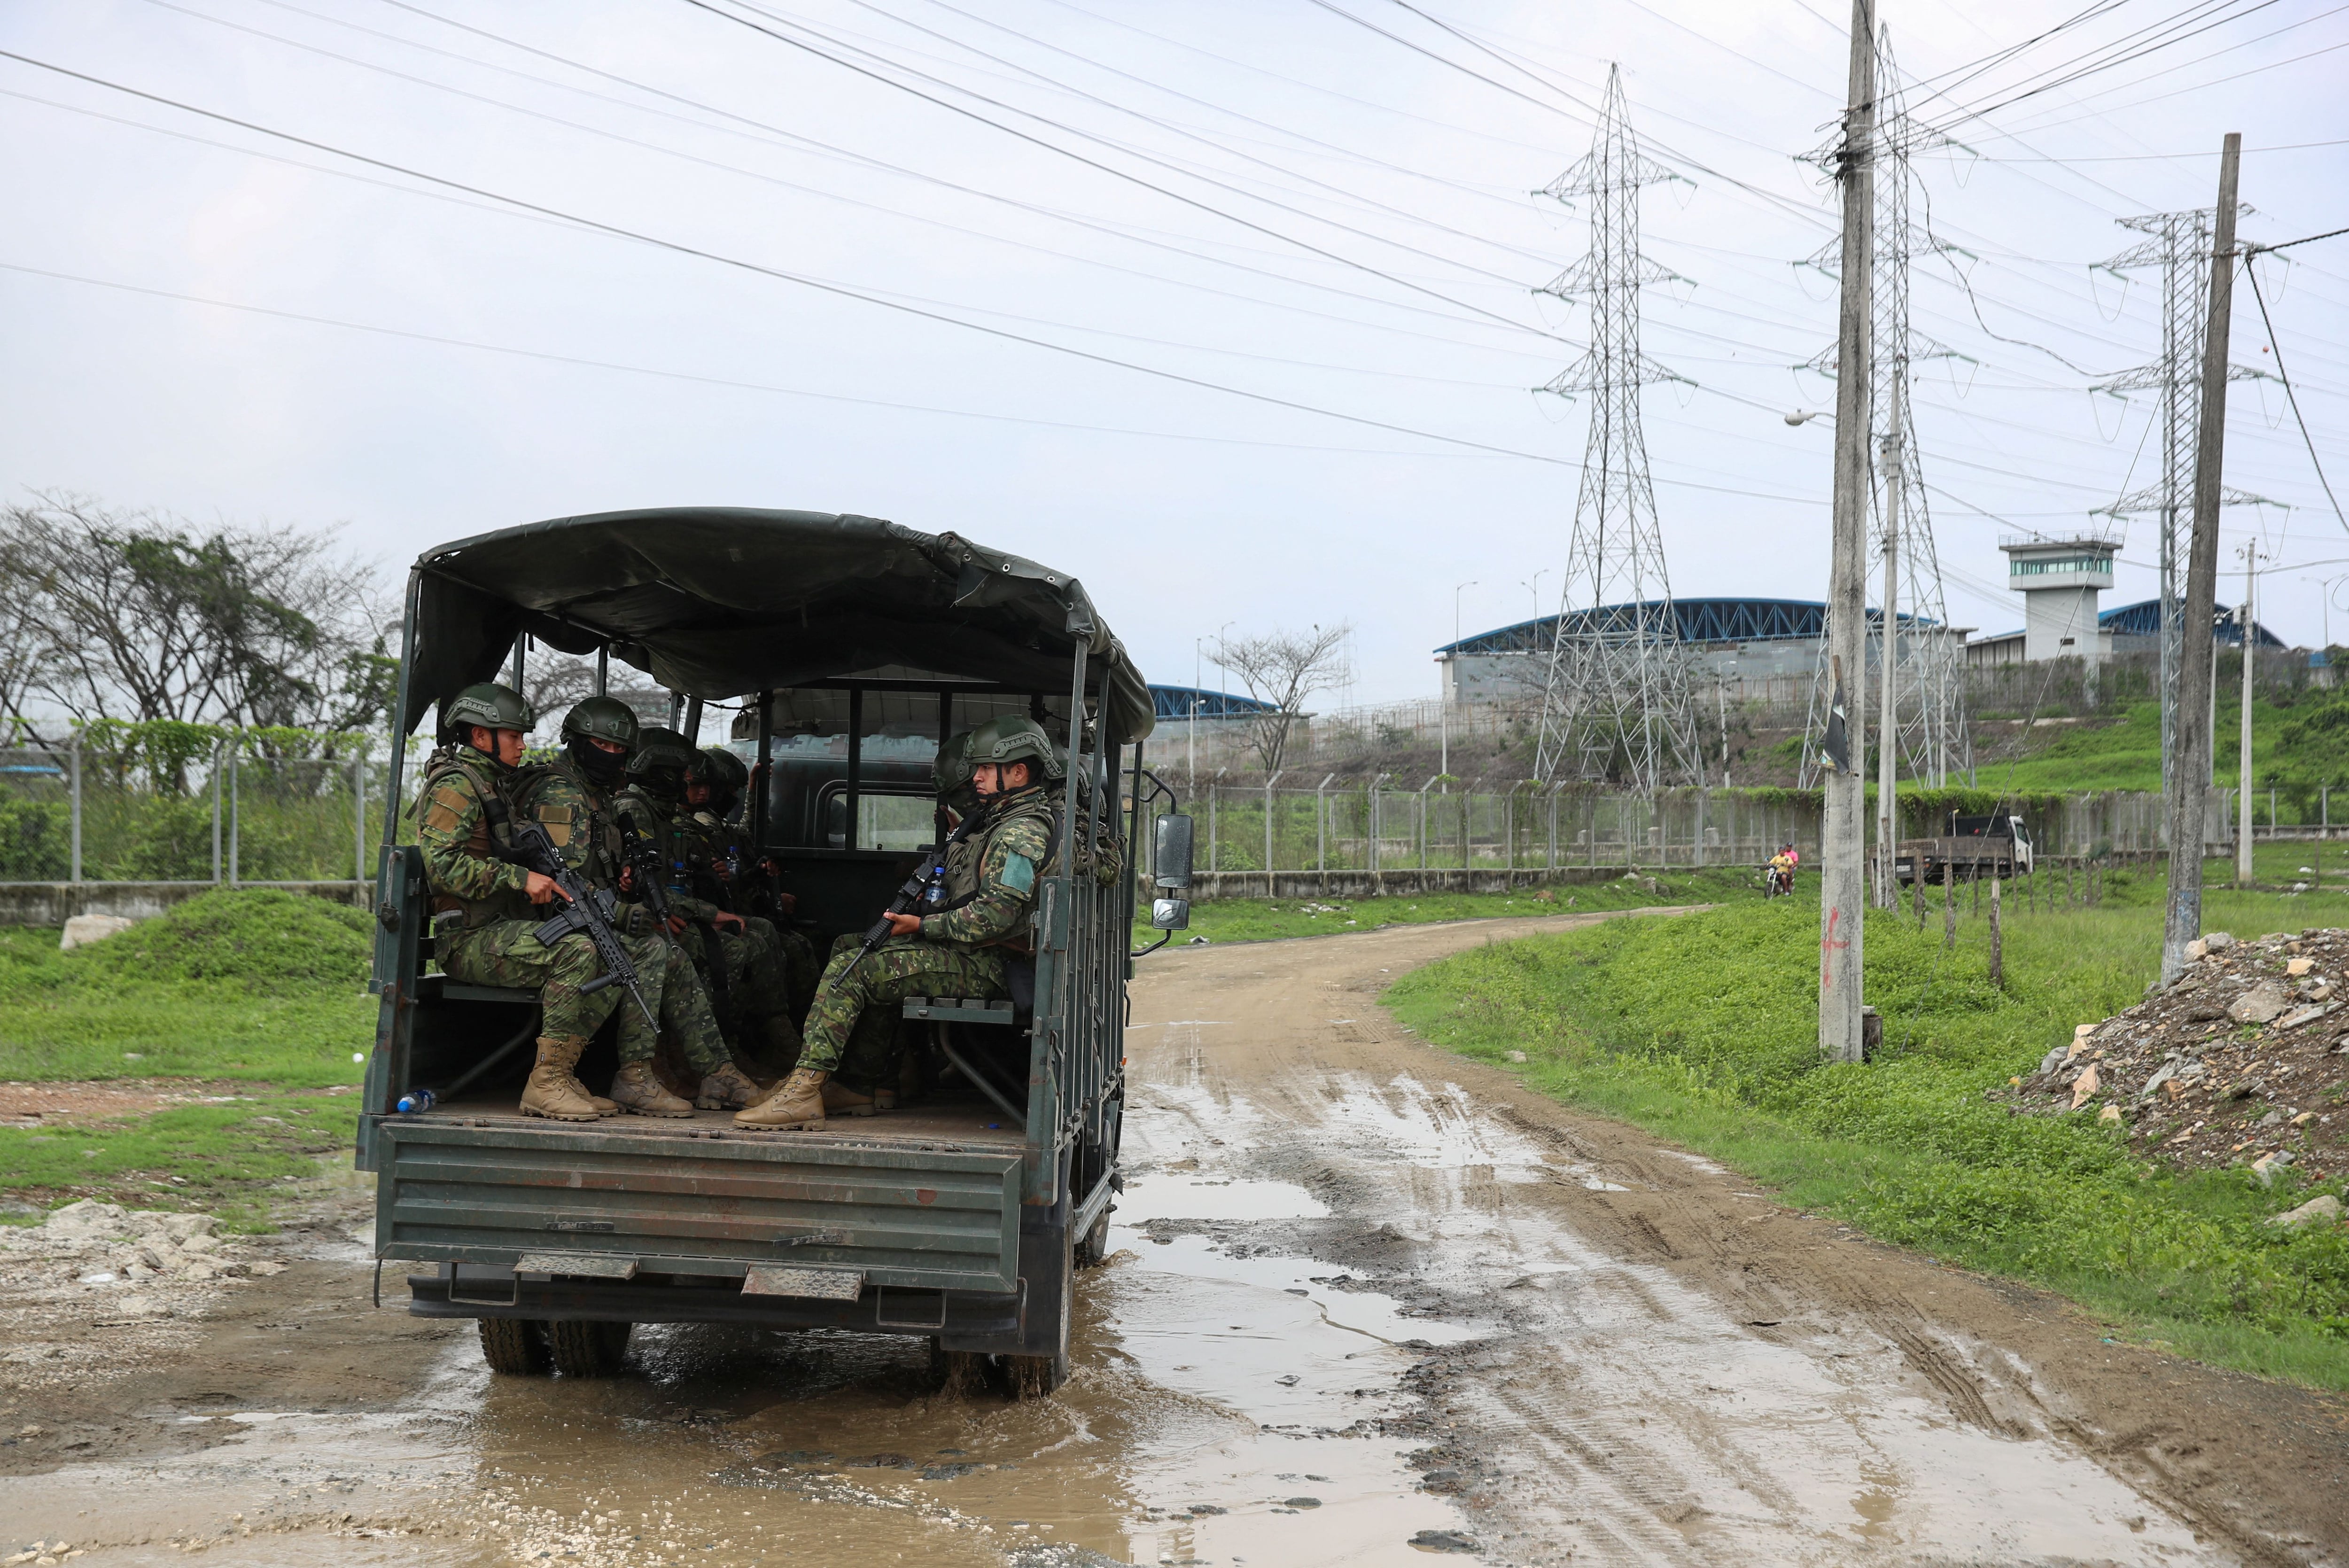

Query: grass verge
[[1385, 876, 2349, 1389], [0, 889, 374, 1087], [0, 1092, 361, 1231], [1134, 866, 1760, 946]]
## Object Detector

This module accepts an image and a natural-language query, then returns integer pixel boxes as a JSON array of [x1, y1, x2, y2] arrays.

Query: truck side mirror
[[1151, 897, 1191, 931], [1153, 813, 1195, 890]]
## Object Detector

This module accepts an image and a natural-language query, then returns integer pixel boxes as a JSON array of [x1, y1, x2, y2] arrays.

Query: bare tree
[[525, 654, 599, 741], [1, 494, 391, 754], [1212, 623, 1352, 772]]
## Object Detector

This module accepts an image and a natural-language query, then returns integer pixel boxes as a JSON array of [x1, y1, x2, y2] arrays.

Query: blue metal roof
[[1439, 597, 1933, 655], [2096, 598, 2285, 647], [1149, 683, 1281, 720]]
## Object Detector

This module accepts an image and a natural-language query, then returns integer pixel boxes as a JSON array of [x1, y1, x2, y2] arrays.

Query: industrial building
[[1434, 598, 1965, 705]]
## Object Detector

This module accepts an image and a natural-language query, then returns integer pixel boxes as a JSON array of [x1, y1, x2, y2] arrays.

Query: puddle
[[1112, 1173, 1330, 1224]]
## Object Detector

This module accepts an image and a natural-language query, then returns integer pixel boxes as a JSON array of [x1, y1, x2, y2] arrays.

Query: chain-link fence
[[1179, 776, 2211, 880], [0, 727, 378, 887]]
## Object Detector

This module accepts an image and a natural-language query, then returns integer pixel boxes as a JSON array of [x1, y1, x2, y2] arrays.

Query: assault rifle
[[615, 812, 683, 948], [838, 814, 983, 986], [484, 807, 658, 1032]]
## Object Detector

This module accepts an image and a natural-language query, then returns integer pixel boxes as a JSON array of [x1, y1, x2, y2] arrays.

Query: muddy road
[[5, 912, 2347, 1566]]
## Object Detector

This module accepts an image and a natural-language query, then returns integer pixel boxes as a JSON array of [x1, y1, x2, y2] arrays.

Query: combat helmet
[[560, 695, 641, 750], [627, 726, 699, 796], [442, 682, 533, 739], [933, 729, 979, 814], [695, 746, 749, 811], [964, 714, 1065, 782]]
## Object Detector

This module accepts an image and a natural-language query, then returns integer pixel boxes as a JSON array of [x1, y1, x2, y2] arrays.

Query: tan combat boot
[[821, 1079, 882, 1117], [693, 1061, 762, 1110], [607, 1061, 693, 1118], [734, 1067, 826, 1130], [519, 1036, 603, 1122], [570, 1076, 621, 1117]]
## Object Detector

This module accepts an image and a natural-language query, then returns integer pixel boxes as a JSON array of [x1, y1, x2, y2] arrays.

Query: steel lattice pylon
[[1529, 65, 1705, 790], [2095, 205, 2263, 805], [1799, 29, 1970, 792]]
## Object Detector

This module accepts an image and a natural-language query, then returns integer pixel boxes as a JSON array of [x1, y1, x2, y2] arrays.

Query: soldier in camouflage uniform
[[820, 728, 980, 1107], [413, 683, 645, 1122], [613, 732, 802, 1082], [738, 716, 1060, 1131], [685, 746, 817, 1041], [514, 704, 756, 1117]]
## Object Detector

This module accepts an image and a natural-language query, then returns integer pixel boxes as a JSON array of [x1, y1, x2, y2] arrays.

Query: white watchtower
[[2000, 533, 2117, 662]]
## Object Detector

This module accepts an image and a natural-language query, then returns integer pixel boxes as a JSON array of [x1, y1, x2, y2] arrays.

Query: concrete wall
[[1180, 865, 1643, 901], [0, 880, 370, 927]]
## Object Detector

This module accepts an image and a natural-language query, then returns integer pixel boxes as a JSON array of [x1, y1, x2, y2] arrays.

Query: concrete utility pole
[[1820, 0, 1876, 1063], [2161, 132, 2242, 984], [2238, 542, 2259, 886], [1876, 430, 1903, 908]]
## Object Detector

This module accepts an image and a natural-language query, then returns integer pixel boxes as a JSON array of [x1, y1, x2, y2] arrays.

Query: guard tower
[[2001, 533, 2117, 662]]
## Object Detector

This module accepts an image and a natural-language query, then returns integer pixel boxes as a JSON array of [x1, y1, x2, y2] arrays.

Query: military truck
[[1894, 810, 2035, 885], [357, 509, 1192, 1396]]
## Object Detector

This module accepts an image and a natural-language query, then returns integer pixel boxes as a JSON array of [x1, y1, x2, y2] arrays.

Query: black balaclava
[[570, 735, 627, 787]]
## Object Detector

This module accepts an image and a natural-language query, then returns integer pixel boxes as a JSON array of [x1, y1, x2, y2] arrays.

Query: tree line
[[0, 495, 395, 772]]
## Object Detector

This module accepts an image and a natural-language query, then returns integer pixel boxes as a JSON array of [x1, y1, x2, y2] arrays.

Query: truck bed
[[373, 1093, 1034, 1302], [420, 1090, 1027, 1149]]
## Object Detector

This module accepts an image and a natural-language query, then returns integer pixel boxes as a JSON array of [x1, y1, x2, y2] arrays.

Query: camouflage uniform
[[797, 784, 1056, 1083], [411, 745, 641, 1045], [519, 756, 728, 1074], [688, 805, 820, 1015], [617, 784, 803, 1064]]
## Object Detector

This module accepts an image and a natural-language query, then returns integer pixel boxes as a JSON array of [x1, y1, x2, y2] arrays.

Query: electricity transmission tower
[[1529, 65, 1704, 791], [1799, 29, 1969, 796], [2096, 205, 2265, 806]]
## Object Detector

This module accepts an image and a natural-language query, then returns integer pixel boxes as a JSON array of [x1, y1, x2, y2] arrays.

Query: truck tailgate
[[375, 1120, 1023, 1294]]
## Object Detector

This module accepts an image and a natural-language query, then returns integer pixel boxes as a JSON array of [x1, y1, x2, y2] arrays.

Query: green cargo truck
[[357, 509, 1191, 1396]]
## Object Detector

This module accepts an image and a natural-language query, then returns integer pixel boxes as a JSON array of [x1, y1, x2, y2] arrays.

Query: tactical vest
[[522, 758, 625, 887], [414, 745, 533, 928]]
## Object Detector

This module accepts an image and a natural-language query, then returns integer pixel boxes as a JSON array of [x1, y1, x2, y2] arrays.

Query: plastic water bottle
[[396, 1088, 436, 1115]]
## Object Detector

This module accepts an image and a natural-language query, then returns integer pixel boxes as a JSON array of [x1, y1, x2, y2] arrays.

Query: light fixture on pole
[[1444, 582, 1477, 781]]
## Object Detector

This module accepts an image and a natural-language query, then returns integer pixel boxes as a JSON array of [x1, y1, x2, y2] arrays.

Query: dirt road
[[4, 912, 2345, 1566]]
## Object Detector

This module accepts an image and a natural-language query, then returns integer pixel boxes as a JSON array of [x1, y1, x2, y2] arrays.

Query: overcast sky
[[4, 0, 2345, 712]]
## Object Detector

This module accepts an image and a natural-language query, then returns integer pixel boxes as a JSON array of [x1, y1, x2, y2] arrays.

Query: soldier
[[685, 746, 818, 1036], [515, 704, 760, 1117], [614, 734, 801, 1079], [818, 727, 982, 1111], [412, 683, 636, 1122], [737, 715, 1060, 1131]]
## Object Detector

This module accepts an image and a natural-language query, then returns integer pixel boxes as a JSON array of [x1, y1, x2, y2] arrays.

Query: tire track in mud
[[1128, 915, 2349, 1567]]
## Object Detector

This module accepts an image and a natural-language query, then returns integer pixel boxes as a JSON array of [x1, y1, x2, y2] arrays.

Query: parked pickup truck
[[1894, 811, 2035, 885], [357, 508, 1195, 1397]]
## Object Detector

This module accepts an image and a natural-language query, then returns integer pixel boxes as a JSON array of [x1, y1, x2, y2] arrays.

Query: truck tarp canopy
[[403, 508, 1153, 741]]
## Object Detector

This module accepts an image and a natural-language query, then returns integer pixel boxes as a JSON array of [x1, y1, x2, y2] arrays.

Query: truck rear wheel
[[1002, 1226, 1074, 1398], [546, 1319, 632, 1377], [477, 1316, 550, 1375]]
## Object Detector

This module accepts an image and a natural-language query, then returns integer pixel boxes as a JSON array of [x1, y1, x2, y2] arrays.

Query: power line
[[2244, 254, 2349, 535], [676, 0, 1571, 342], [0, 47, 1579, 464]]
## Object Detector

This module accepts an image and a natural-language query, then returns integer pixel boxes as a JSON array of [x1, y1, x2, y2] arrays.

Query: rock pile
[[0, 1199, 286, 1285], [1993, 929, 2347, 1185]]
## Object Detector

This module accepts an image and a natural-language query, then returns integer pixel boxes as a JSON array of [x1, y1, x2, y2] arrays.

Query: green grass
[[0, 1093, 360, 1230], [1386, 874, 2349, 1389], [1985, 690, 2349, 806], [1136, 867, 1762, 945], [0, 889, 374, 1087]]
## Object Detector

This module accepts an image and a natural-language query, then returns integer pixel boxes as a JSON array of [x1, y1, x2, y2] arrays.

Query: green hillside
[[1982, 691, 2349, 815]]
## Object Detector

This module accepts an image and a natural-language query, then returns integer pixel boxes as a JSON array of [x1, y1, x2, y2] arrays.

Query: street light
[[1443, 582, 1477, 779], [1520, 571, 1548, 625], [1194, 620, 1235, 788]]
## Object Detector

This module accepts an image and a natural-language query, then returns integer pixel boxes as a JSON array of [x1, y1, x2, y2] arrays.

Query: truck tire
[[477, 1316, 549, 1375], [545, 1319, 631, 1377], [1002, 1227, 1073, 1399], [1073, 1211, 1112, 1269], [929, 1339, 990, 1397]]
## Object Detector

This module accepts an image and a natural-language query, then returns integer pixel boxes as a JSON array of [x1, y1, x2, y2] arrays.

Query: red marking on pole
[[1820, 907, 1849, 990]]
